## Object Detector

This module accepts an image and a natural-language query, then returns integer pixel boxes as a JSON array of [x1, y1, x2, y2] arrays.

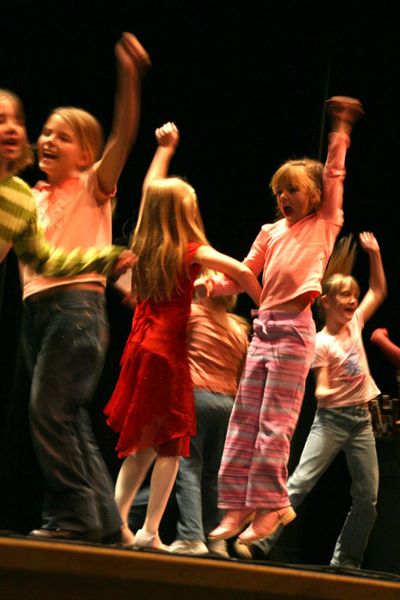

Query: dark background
[[0, 0, 399, 575]]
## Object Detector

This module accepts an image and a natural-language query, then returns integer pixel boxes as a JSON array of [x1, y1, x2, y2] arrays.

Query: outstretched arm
[[193, 245, 261, 306], [97, 33, 151, 196], [321, 96, 364, 222], [371, 329, 400, 369], [14, 218, 134, 277], [358, 232, 387, 323], [142, 122, 179, 193]]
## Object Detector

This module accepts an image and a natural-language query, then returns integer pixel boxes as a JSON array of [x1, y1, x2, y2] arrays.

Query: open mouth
[[282, 205, 293, 216]]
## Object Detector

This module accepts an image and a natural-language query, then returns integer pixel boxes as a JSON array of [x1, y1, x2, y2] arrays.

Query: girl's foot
[[208, 509, 255, 541], [238, 506, 296, 544], [133, 528, 169, 551], [120, 523, 136, 547]]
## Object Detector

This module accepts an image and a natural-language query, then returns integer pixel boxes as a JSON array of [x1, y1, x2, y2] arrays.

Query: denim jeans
[[23, 289, 121, 540], [255, 404, 379, 568], [174, 389, 234, 541]]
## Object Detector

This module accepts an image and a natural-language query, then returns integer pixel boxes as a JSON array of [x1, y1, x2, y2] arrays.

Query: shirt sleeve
[[320, 131, 350, 224], [312, 336, 329, 369], [13, 217, 123, 277]]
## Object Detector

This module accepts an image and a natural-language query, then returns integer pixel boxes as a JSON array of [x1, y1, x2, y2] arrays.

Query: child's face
[[37, 113, 88, 184], [325, 283, 359, 325], [0, 96, 27, 175], [275, 180, 312, 225]]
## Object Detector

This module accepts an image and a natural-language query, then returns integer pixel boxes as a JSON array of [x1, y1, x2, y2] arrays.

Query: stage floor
[[1, 533, 400, 600]]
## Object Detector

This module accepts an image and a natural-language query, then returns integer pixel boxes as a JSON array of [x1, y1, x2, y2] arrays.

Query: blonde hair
[[270, 158, 324, 217], [131, 177, 209, 302], [0, 88, 34, 175], [49, 107, 104, 165], [316, 235, 360, 323]]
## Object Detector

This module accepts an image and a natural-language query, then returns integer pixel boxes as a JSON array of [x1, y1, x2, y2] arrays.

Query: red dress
[[105, 242, 201, 458]]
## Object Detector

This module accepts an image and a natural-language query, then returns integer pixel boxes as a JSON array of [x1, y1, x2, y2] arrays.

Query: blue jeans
[[174, 389, 234, 541], [255, 404, 379, 568], [23, 290, 121, 540]]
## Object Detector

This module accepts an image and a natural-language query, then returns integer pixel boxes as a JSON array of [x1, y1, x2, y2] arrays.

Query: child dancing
[[0, 88, 133, 275], [204, 96, 364, 544], [20, 34, 150, 543], [104, 123, 261, 550], [240, 232, 386, 569], [169, 291, 249, 557]]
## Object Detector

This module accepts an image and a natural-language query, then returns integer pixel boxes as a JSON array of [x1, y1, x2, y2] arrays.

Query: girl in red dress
[[104, 122, 262, 549]]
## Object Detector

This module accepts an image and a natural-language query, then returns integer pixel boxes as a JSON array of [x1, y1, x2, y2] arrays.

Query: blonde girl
[[203, 97, 365, 544], [104, 124, 261, 550], [247, 232, 386, 569], [21, 34, 150, 544]]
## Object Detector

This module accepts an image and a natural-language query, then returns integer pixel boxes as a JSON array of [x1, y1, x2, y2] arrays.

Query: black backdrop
[[1, 0, 400, 573]]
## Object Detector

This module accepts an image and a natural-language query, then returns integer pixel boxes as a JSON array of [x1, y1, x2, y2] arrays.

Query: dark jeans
[[23, 289, 121, 540]]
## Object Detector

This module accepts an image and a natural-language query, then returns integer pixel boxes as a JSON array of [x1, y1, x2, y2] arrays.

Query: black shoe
[[28, 528, 97, 542]]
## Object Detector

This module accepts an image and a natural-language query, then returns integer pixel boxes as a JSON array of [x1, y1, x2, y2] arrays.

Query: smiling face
[[322, 277, 360, 329], [37, 113, 90, 185], [0, 95, 27, 178]]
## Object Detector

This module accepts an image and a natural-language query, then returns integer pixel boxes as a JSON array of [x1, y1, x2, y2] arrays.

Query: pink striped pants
[[218, 310, 315, 510]]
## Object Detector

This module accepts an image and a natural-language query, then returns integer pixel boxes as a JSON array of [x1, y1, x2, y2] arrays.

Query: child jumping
[[241, 232, 386, 569], [204, 96, 364, 544], [20, 34, 150, 543], [104, 123, 262, 551]]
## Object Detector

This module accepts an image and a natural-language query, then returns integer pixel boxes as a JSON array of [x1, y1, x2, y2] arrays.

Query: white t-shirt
[[312, 309, 380, 408]]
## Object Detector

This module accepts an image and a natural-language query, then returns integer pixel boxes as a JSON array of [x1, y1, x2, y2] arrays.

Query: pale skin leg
[[115, 447, 156, 545], [143, 455, 180, 538]]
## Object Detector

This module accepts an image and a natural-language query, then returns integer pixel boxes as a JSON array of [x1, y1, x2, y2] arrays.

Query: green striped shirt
[[0, 175, 123, 276]]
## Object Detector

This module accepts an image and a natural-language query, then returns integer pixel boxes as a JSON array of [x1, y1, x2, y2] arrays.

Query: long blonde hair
[[131, 177, 209, 301], [316, 235, 360, 324], [0, 89, 34, 175]]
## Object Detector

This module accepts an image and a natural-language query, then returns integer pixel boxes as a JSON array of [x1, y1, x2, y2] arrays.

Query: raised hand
[[359, 231, 380, 254], [155, 122, 180, 151]]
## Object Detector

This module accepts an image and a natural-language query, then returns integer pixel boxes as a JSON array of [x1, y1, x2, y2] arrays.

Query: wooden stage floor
[[1, 534, 399, 600]]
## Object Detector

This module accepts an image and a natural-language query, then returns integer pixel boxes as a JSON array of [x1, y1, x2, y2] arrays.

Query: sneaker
[[207, 538, 230, 558], [168, 539, 209, 555]]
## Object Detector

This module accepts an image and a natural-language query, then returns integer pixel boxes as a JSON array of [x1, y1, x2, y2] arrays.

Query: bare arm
[[371, 328, 400, 369], [97, 33, 151, 196], [142, 122, 179, 194], [193, 245, 261, 306], [313, 365, 331, 400], [358, 232, 387, 323]]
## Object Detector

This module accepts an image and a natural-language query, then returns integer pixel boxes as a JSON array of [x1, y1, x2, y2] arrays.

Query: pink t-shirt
[[21, 164, 114, 299], [312, 309, 380, 408], [211, 131, 349, 311], [187, 303, 249, 396]]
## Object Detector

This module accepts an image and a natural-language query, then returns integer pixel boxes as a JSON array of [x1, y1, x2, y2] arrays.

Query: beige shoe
[[133, 528, 169, 551]]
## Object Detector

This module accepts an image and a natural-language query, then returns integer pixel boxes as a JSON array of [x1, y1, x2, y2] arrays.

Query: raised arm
[[97, 33, 151, 196], [193, 245, 262, 306], [142, 122, 179, 194], [370, 329, 400, 369], [358, 232, 387, 323], [321, 96, 364, 222]]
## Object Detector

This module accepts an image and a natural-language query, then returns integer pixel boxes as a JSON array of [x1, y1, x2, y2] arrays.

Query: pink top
[[21, 164, 115, 299], [312, 309, 380, 408], [187, 303, 249, 396], [211, 131, 349, 311]]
